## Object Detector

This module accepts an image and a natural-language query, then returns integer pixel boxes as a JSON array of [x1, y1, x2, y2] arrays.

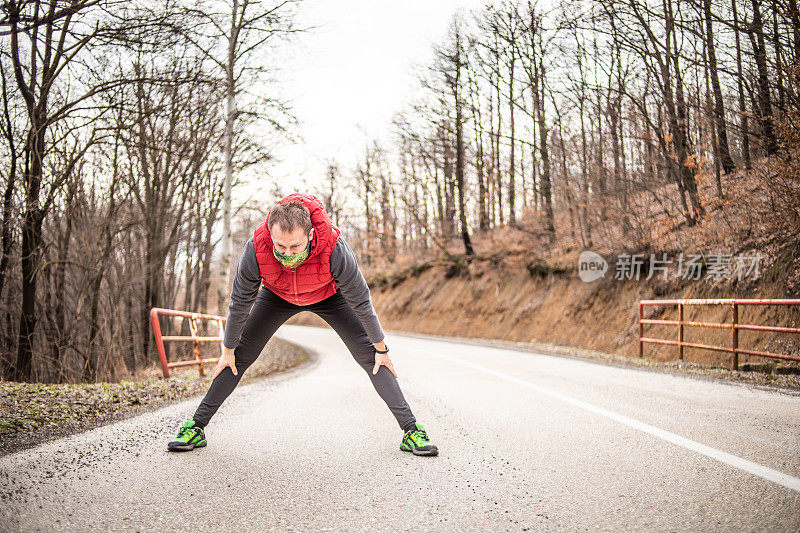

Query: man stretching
[[167, 193, 438, 456]]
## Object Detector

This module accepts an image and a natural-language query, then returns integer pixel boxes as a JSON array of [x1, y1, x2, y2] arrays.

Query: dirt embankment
[[293, 247, 800, 377], [366, 251, 800, 367]]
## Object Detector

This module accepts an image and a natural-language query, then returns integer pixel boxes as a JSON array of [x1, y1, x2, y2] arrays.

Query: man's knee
[[232, 343, 261, 371], [233, 358, 252, 375], [351, 346, 375, 368]]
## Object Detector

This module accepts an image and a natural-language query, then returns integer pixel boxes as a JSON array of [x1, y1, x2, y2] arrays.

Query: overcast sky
[[257, 0, 489, 197]]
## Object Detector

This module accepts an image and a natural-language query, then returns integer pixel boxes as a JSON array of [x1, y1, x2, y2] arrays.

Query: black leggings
[[192, 287, 417, 431]]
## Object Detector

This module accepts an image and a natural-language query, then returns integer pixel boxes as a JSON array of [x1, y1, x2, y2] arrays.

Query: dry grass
[[0, 338, 308, 456]]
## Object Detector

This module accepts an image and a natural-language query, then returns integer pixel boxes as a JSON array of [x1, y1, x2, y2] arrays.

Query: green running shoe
[[167, 420, 207, 452], [400, 422, 438, 456]]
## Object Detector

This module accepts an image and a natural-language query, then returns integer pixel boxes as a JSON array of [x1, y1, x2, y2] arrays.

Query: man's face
[[271, 225, 313, 255]]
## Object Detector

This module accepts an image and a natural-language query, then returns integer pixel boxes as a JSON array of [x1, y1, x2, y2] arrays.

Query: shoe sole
[[167, 441, 207, 452], [400, 445, 438, 456]]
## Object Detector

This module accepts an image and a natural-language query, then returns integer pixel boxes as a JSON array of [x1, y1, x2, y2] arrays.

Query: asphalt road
[[1, 324, 799, 532]]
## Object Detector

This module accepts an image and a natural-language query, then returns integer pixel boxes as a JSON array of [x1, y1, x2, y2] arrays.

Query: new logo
[[578, 251, 607, 282]]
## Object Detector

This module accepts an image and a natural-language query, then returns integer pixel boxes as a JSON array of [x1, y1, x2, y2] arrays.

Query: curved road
[[1, 324, 799, 531]]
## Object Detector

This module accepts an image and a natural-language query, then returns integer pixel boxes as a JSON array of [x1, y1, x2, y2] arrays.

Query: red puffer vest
[[252, 193, 341, 306]]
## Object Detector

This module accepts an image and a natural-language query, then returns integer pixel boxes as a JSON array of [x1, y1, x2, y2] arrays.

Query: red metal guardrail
[[150, 307, 226, 378], [638, 299, 800, 370]]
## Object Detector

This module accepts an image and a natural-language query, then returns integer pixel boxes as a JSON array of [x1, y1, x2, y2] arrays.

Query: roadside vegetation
[[0, 338, 308, 456]]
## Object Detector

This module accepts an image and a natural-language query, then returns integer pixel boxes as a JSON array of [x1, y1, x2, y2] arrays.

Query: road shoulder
[[390, 329, 800, 395]]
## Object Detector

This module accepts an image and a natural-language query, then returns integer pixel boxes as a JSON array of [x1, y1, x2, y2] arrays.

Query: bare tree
[[2, 0, 145, 380], [175, 0, 303, 311], [434, 15, 474, 256]]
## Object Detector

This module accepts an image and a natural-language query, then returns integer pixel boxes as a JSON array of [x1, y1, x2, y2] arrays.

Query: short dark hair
[[268, 200, 313, 233]]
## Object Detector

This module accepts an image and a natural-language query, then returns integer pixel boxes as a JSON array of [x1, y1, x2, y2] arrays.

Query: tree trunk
[[732, 0, 751, 169], [579, 91, 592, 248], [494, 44, 504, 225], [453, 34, 473, 256], [219, 63, 235, 312], [772, 0, 785, 111], [15, 109, 48, 382], [469, 72, 489, 231], [83, 270, 104, 382], [0, 67, 17, 303], [790, 0, 800, 62], [507, 47, 516, 225], [533, 58, 554, 241], [667, 0, 704, 222], [749, 0, 777, 155], [52, 185, 75, 381], [442, 139, 456, 237], [704, 0, 735, 174]]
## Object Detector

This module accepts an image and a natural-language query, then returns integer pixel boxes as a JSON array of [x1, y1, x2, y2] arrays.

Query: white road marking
[[418, 348, 800, 494]]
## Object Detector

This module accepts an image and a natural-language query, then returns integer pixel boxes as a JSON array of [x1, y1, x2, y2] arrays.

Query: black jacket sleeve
[[329, 236, 386, 344], [222, 237, 262, 349]]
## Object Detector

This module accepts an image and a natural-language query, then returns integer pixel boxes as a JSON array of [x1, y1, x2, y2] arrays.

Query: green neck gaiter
[[273, 242, 310, 268]]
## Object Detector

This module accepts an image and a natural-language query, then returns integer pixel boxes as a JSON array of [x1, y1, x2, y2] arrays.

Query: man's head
[[268, 199, 314, 256]]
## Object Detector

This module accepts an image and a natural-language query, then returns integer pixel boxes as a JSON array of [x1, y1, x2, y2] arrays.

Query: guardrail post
[[678, 303, 684, 360], [188, 316, 205, 376], [731, 302, 739, 371], [149, 307, 227, 378], [217, 319, 225, 346], [638, 302, 643, 358], [150, 308, 170, 379]]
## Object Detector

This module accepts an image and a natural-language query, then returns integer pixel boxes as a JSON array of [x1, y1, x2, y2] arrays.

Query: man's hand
[[372, 341, 397, 377], [212, 345, 238, 380]]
